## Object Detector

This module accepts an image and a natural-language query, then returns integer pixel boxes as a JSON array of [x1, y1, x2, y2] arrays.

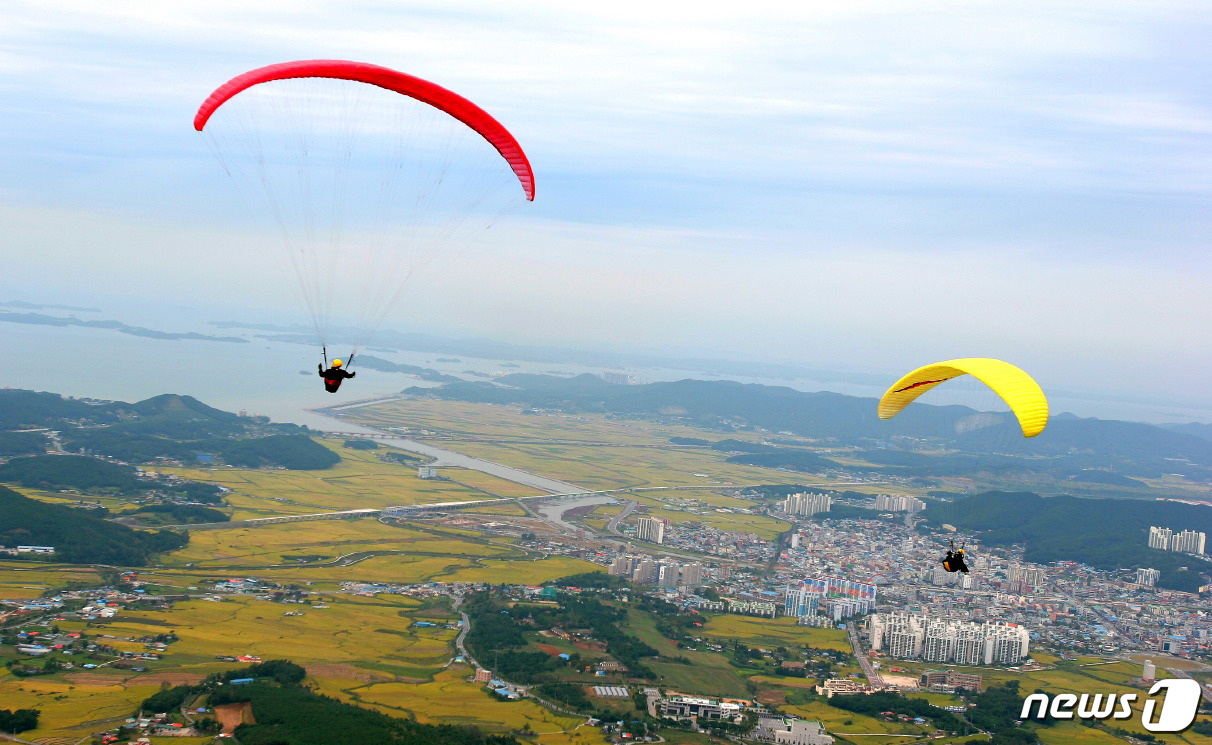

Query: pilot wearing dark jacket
[[318, 359, 355, 393]]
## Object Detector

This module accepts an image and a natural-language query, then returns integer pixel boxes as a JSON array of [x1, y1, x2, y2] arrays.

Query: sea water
[[3, 319, 1210, 427]]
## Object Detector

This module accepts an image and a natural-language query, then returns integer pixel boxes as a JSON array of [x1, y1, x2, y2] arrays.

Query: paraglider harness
[[942, 540, 969, 574], [318, 347, 356, 393]]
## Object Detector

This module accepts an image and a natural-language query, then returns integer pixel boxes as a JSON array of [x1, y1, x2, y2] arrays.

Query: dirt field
[[213, 702, 255, 734], [756, 690, 786, 706], [127, 672, 207, 686], [62, 671, 206, 687], [62, 672, 128, 686], [305, 663, 393, 682], [535, 643, 562, 656]]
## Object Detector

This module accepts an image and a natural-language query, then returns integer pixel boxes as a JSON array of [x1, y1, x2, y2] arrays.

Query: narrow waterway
[[312, 402, 589, 496]]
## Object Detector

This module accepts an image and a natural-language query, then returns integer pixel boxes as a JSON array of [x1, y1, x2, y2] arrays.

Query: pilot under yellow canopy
[[877, 358, 1049, 438]]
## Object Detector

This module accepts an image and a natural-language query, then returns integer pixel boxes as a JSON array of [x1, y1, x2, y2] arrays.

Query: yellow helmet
[[332, 359, 343, 367]]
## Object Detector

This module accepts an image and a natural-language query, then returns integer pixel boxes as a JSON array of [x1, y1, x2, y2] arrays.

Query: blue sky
[[1, 0, 1210, 413]]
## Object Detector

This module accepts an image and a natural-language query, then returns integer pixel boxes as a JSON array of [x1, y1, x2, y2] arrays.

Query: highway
[[848, 625, 883, 687], [1164, 667, 1212, 704], [606, 500, 638, 532]]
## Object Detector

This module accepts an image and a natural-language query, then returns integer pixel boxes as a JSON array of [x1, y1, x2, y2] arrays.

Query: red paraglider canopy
[[194, 59, 535, 200]]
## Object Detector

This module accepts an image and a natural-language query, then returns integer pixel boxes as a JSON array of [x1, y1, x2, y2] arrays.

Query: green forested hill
[[0, 430, 49, 456], [0, 454, 143, 494], [925, 491, 1212, 591], [0, 390, 338, 470], [0, 485, 186, 564]]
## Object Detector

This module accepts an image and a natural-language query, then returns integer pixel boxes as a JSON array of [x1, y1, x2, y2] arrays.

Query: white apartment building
[[1148, 526, 1206, 555], [1149, 526, 1172, 550], [608, 555, 704, 589], [1135, 568, 1161, 586], [783, 492, 832, 516], [869, 612, 1029, 665], [754, 717, 834, 745], [1171, 529, 1206, 555], [636, 516, 666, 544], [873, 494, 926, 512], [1007, 565, 1047, 588]]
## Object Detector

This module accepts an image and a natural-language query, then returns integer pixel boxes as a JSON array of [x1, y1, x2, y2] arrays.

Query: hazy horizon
[[5, 302, 1212, 428]]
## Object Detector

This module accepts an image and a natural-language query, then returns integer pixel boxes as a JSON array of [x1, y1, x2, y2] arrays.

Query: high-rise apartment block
[[784, 578, 876, 618], [868, 612, 1029, 665], [1007, 565, 1047, 589], [608, 555, 704, 588], [1171, 529, 1206, 555], [873, 494, 926, 512], [783, 492, 832, 516], [1148, 526, 1205, 555], [1135, 568, 1161, 586], [1149, 526, 1172, 550], [636, 516, 666, 544]]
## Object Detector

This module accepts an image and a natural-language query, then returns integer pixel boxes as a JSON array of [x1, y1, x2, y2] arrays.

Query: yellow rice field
[[314, 666, 604, 745], [443, 556, 600, 584], [0, 562, 106, 598], [0, 677, 162, 740], [157, 439, 494, 519], [160, 519, 515, 568], [95, 593, 455, 669], [348, 399, 760, 447]]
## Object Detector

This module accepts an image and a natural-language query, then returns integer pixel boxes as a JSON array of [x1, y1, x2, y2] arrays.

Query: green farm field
[[442, 556, 600, 584], [442, 467, 545, 498], [699, 614, 852, 652], [626, 494, 791, 539]]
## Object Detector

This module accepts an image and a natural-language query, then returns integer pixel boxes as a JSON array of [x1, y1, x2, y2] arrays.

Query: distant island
[[0, 309, 247, 342], [0, 299, 102, 312], [352, 354, 461, 383]]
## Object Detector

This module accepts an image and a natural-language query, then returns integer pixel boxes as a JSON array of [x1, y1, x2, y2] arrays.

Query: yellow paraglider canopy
[[877, 358, 1049, 438]]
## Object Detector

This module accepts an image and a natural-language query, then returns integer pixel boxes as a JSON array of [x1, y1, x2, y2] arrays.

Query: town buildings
[[920, 670, 983, 692]]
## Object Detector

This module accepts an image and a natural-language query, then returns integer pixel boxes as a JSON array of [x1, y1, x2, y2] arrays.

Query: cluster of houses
[[0, 544, 56, 556]]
